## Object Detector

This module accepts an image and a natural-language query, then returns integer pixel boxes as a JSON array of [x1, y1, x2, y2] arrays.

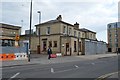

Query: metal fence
[[85, 40, 107, 55]]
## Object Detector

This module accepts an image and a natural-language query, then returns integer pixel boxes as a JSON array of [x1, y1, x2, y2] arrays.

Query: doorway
[[43, 40, 47, 51], [66, 43, 70, 55], [108, 48, 112, 52]]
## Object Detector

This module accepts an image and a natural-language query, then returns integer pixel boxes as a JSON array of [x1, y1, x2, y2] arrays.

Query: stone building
[[35, 15, 96, 55], [0, 23, 21, 39], [0, 23, 21, 47]]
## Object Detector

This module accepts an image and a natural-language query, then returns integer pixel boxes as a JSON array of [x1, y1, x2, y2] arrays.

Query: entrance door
[[108, 48, 112, 52], [66, 43, 70, 55], [43, 41, 47, 51]]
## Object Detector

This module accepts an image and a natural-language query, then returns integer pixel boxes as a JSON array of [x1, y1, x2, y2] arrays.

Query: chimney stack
[[74, 22, 79, 29], [56, 15, 62, 21]]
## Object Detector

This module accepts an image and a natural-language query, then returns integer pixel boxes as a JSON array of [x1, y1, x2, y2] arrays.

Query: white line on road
[[75, 65, 79, 68], [10, 72, 20, 78], [54, 68, 77, 73], [51, 68, 54, 73], [91, 63, 95, 65]]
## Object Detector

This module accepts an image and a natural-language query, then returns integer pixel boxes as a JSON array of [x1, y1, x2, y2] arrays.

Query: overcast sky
[[1, 0, 119, 42]]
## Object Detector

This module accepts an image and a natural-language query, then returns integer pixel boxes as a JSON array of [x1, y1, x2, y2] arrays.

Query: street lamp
[[28, 0, 33, 62], [37, 11, 41, 54], [115, 22, 118, 54]]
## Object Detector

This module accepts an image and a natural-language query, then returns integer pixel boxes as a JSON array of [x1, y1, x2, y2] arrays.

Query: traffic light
[[15, 34, 20, 41]]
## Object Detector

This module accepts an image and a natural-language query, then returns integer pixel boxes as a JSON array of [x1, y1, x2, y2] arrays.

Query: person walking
[[47, 46, 52, 59]]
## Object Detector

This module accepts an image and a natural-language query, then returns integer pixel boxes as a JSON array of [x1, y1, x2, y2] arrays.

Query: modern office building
[[107, 22, 120, 53]]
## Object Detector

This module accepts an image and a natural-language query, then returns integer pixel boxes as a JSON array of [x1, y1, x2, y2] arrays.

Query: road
[[2, 56, 119, 80]]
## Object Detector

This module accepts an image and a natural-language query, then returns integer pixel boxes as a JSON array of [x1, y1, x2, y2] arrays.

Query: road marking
[[91, 63, 95, 65], [10, 67, 14, 68], [51, 68, 54, 73], [10, 72, 20, 78], [75, 65, 79, 68], [95, 71, 119, 80], [54, 68, 77, 73]]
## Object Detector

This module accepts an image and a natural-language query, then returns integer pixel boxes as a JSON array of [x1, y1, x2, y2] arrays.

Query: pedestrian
[[47, 46, 52, 59]]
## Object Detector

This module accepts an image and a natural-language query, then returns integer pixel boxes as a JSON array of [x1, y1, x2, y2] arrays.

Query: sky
[[1, 0, 119, 43]]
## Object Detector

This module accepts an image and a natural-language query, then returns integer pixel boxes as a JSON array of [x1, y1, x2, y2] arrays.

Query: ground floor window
[[49, 41, 52, 47], [54, 41, 57, 47]]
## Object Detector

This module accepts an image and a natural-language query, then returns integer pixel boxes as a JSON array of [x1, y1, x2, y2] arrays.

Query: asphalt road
[[1, 56, 119, 80]]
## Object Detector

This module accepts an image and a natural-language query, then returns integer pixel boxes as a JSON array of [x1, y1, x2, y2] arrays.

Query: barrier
[[0, 53, 28, 61], [0, 53, 15, 61], [56, 53, 62, 57], [0, 44, 28, 61], [14, 53, 27, 60]]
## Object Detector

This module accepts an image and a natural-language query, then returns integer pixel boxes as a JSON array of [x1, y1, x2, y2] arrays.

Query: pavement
[[1, 53, 118, 68]]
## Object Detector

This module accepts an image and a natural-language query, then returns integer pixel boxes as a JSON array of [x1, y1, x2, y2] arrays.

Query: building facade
[[35, 15, 96, 55], [107, 22, 120, 53], [0, 23, 21, 47], [0, 23, 21, 39]]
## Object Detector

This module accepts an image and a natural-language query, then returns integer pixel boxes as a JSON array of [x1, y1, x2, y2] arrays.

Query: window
[[37, 28, 40, 36], [115, 38, 118, 42], [49, 41, 52, 47], [109, 34, 111, 37], [54, 41, 57, 47], [91, 34, 92, 39], [14, 32, 16, 34], [82, 33, 84, 37], [108, 25, 111, 28], [46, 27, 50, 34], [1, 39, 15, 46], [63, 26, 66, 34], [78, 32, 80, 38], [74, 31, 76, 37], [69, 28, 71, 35], [74, 41, 77, 52], [116, 43, 118, 47], [115, 33, 118, 37], [109, 39, 112, 43]]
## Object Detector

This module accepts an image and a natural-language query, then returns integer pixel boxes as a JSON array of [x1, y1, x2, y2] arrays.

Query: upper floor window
[[14, 32, 16, 34], [37, 28, 40, 36], [108, 25, 111, 28], [115, 38, 118, 42], [78, 32, 80, 38], [69, 28, 71, 35], [46, 27, 50, 34], [82, 33, 84, 37], [91, 34, 92, 38], [115, 43, 118, 47], [63, 26, 66, 34], [74, 31, 76, 37]]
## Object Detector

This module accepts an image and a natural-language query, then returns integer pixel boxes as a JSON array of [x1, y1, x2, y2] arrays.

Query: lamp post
[[28, 0, 32, 62], [115, 22, 118, 54], [37, 11, 41, 54]]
